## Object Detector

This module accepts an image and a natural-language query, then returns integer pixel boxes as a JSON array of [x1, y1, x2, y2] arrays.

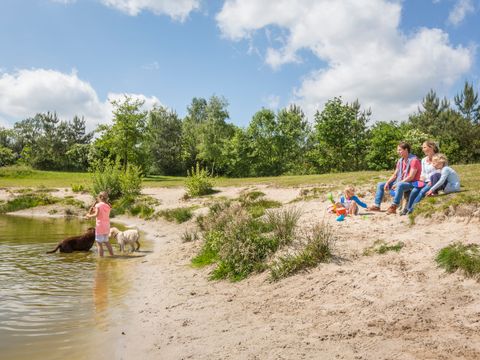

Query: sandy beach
[[3, 185, 480, 360]]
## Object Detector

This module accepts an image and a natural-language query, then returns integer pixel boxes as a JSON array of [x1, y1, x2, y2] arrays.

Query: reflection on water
[[0, 215, 146, 360]]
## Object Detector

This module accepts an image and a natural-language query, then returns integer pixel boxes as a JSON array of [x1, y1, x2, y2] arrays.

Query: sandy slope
[[4, 186, 480, 359]]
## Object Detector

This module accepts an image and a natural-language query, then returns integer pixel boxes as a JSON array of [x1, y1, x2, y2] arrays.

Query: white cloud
[[262, 94, 280, 110], [100, 0, 200, 20], [447, 0, 475, 26], [0, 68, 160, 130], [216, 0, 474, 122], [51, 0, 77, 4], [142, 61, 160, 70]]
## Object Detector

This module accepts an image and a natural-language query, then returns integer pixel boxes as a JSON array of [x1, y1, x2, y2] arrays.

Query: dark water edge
[[0, 215, 148, 360]]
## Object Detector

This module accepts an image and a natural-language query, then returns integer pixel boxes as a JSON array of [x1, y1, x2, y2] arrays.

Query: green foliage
[[238, 190, 282, 218], [158, 207, 195, 223], [310, 97, 369, 172], [71, 184, 86, 193], [146, 106, 184, 175], [265, 207, 302, 247], [411, 192, 480, 221], [0, 193, 59, 213], [91, 96, 148, 172], [91, 159, 142, 201], [0, 146, 16, 166], [269, 223, 334, 281], [436, 243, 480, 278], [110, 195, 158, 219], [185, 163, 214, 197], [363, 240, 405, 256], [0, 165, 34, 177]]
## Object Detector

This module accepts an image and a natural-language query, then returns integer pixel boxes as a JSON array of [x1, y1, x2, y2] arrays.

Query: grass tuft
[[269, 222, 335, 281], [0, 193, 59, 213], [158, 206, 196, 223], [436, 243, 480, 278], [363, 240, 405, 256]]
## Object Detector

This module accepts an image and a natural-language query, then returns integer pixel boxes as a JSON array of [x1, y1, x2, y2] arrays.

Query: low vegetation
[[158, 206, 197, 223], [269, 223, 335, 281], [363, 240, 405, 256], [436, 243, 480, 279], [0, 193, 59, 213], [184, 163, 215, 197]]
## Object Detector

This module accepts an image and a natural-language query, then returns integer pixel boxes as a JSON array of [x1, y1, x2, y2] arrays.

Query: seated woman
[[402, 140, 439, 215], [426, 153, 461, 196]]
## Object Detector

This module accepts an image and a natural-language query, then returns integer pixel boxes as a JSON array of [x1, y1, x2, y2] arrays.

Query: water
[[0, 215, 145, 360]]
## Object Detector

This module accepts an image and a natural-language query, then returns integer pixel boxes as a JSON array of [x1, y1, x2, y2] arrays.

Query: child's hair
[[344, 185, 355, 195], [432, 153, 447, 166], [97, 191, 109, 202]]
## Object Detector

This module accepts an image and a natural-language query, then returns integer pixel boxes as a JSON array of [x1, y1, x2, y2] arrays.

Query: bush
[[436, 243, 480, 278], [0, 193, 59, 213], [185, 163, 214, 197], [265, 207, 302, 247], [71, 184, 86, 193], [158, 207, 195, 223], [91, 159, 142, 201], [269, 223, 334, 281]]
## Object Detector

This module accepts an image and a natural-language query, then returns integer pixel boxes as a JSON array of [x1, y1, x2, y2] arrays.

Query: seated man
[[368, 142, 422, 215]]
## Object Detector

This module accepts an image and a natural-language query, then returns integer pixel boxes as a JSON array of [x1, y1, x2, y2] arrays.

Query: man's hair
[[398, 142, 411, 153]]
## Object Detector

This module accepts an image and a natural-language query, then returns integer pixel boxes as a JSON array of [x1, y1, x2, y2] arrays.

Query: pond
[[0, 215, 147, 360]]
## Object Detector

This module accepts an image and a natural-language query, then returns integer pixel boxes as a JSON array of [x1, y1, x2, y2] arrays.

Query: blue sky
[[0, 0, 479, 130]]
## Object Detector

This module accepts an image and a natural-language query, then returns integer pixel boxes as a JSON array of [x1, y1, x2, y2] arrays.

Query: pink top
[[401, 157, 422, 182], [95, 202, 111, 235]]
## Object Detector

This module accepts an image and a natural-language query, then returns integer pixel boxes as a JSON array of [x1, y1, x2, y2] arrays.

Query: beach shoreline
[[3, 186, 480, 359]]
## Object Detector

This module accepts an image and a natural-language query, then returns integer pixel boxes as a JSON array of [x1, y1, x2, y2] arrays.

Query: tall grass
[[269, 223, 335, 281], [0, 193, 59, 213]]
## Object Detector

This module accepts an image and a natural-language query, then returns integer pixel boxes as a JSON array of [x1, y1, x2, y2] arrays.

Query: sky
[[0, 0, 479, 130]]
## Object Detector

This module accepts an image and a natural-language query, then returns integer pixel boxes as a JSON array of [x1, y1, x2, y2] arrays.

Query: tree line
[[1, 81, 480, 176]]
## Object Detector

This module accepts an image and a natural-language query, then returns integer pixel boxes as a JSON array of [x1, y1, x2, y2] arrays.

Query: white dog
[[109, 227, 140, 252]]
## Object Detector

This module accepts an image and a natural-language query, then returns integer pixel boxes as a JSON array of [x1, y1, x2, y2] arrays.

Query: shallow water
[[0, 215, 145, 360]]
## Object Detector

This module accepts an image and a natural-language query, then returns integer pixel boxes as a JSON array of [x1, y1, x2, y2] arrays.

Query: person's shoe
[[386, 204, 398, 215], [400, 208, 409, 216], [368, 205, 381, 211]]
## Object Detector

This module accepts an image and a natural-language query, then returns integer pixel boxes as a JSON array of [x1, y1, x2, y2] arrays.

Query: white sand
[[4, 186, 480, 359]]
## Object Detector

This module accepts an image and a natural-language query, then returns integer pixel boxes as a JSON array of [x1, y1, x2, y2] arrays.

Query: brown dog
[[46, 227, 96, 253]]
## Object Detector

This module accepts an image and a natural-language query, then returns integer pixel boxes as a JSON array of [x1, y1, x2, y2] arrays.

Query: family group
[[330, 141, 461, 218]]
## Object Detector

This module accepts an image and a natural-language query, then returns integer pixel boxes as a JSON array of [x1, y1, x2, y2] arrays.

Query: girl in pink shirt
[[86, 191, 113, 257]]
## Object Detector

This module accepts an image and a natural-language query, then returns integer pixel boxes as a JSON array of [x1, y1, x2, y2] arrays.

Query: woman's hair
[[432, 153, 447, 166], [398, 142, 411, 153], [423, 140, 439, 154], [97, 191, 109, 202]]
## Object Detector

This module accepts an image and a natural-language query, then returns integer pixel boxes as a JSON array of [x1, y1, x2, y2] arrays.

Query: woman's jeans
[[406, 185, 431, 212], [374, 181, 414, 207]]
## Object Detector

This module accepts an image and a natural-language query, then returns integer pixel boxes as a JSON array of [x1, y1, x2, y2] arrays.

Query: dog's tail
[[135, 240, 141, 251], [46, 244, 61, 254]]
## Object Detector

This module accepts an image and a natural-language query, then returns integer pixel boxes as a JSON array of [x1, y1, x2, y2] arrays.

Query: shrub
[[269, 223, 334, 281], [185, 163, 214, 197], [91, 160, 142, 201], [158, 207, 195, 223], [0, 193, 59, 213], [181, 229, 199, 243], [71, 184, 86, 193], [436, 243, 480, 278], [265, 207, 302, 247]]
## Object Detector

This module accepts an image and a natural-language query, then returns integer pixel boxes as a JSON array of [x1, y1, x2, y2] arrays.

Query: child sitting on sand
[[328, 186, 367, 220], [426, 154, 461, 196]]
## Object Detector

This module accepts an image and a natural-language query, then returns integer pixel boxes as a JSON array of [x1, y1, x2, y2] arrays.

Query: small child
[[328, 186, 367, 221], [340, 186, 367, 215], [426, 154, 460, 196], [86, 191, 114, 257]]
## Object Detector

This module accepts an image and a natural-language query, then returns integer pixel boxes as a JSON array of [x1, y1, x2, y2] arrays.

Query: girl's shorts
[[95, 234, 109, 243]]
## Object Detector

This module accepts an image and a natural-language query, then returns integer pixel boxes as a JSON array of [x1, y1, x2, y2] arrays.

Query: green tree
[[454, 81, 480, 124], [93, 96, 148, 172], [365, 121, 403, 170], [311, 97, 369, 173], [146, 106, 184, 175]]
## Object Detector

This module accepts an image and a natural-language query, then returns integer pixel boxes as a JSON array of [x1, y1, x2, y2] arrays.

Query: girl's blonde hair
[[432, 153, 448, 166], [97, 191, 109, 202], [344, 185, 355, 195]]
